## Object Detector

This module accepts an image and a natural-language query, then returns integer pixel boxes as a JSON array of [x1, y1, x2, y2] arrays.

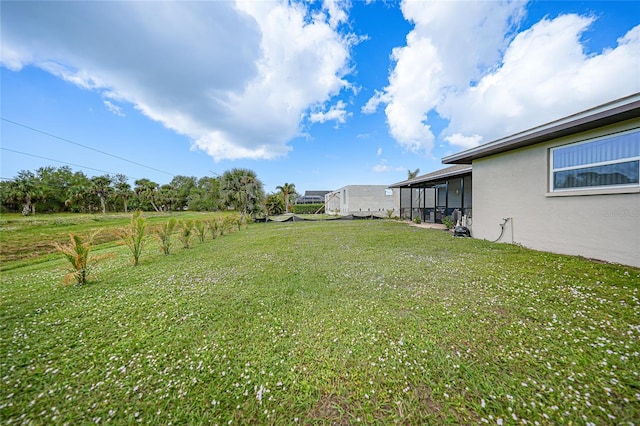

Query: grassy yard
[[1, 216, 639, 424], [0, 212, 224, 269]]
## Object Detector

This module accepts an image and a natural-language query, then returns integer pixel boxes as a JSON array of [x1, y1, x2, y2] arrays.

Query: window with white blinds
[[550, 129, 640, 191]]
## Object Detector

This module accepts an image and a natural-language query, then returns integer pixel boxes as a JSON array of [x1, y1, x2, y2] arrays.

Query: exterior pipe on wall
[[492, 217, 512, 243]]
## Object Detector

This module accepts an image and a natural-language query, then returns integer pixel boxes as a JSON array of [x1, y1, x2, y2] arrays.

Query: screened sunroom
[[389, 165, 472, 224]]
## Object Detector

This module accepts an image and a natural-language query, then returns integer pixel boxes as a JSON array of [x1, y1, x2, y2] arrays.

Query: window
[[550, 129, 640, 191]]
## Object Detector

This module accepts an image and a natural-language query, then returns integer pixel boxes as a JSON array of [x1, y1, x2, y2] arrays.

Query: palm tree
[[264, 193, 285, 215], [67, 171, 91, 213], [407, 168, 420, 180], [220, 168, 265, 216], [276, 182, 296, 213], [91, 175, 113, 214], [158, 184, 178, 211], [134, 178, 160, 212], [9, 170, 42, 215], [114, 174, 132, 213]]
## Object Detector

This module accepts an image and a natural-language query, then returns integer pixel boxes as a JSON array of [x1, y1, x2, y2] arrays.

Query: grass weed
[[1, 219, 638, 424]]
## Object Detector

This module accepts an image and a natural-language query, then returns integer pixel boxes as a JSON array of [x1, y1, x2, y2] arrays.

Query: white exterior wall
[[471, 119, 640, 267], [325, 185, 399, 215]]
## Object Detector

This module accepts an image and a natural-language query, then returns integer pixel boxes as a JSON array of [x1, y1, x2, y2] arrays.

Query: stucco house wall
[[471, 118, 639, 267]]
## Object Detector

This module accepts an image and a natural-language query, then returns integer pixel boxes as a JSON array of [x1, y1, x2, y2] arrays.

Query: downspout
[[460, 176, 464, 217]]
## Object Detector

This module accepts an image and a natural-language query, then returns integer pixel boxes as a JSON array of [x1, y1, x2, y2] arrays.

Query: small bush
[[292, 204, 324, 214], [114, 211, 148, 266], [194, 220, 207, 243], [178, 219, 194, 249], [236, 213, 250, 231], [442, 215, 454, 229], [156, 217, 177, 255], [54, 232, 112, 285], [222, 216, 236, 235], [206, 219, 219, 240], [217, 217, 226, 236], [413, 216, 422, 224]]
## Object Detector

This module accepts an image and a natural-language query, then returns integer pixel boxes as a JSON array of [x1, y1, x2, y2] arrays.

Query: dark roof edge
[[442, 93, 640, 165], [389, 165, 472, 188]]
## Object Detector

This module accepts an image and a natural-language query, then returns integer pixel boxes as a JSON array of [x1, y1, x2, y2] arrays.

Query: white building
[[325, 185, 399, 217], [443, 93, 640, 267]]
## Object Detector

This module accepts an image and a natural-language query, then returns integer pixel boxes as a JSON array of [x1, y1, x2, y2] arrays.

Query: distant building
[[325, 185, 399, 216], [296, 190, 330, 204]]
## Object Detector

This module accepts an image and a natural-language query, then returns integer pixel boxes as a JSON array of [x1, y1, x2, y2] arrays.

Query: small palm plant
[[194, 220, 207, 243], [223, 215, 236, 235], [178, 219, 194, 249], [206, 218, 219, 240], [115, 211, 148, 266], [217, 217, 227, 236], [156, 217, 177, 255], [54, 232, 111, 286], [236, 214, 246, 231]]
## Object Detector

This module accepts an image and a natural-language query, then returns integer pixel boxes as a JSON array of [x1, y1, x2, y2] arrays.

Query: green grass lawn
[[1, 217, 639, 424], [0, 212, 224, 269]]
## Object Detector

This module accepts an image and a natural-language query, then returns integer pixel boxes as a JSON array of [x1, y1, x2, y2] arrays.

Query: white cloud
[[1, 0, 354, 161], [376, 147, 383, 156], [439, 17, 640, 141], [373, 159, 404, 173], [103, 100, 124, 117], [309, 100, 350, 124], [368, 1, 640, 156], [445, 134, 483, 149], [363, 0, 526, 155], [322, 0, 349, 29], [373, 163, 391, 172]]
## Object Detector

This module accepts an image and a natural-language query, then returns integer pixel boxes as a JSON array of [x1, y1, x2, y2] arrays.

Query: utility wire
[[1, 117, 175, 177], [1, 147, 130, 178]]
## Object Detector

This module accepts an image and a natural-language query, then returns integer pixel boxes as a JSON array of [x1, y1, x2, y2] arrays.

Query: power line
[[1, 117, 175, 177], [1, 147, 131, 178]]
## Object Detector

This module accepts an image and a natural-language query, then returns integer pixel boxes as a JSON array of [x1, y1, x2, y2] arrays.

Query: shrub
[[217, 217, 226, 236], [178, 219, 194, 249], [413, 216, 422, 224], [156, 217, 177, 255], [442, 215, 454, 229], [54, 232, 112, 285], [206, 218, 219, 240], [115, 211, 148, 266], [222, 216, 236, 235], [236, 213, 249, 231], [292, 203, 324, 214], [194, 220, 207, 243]]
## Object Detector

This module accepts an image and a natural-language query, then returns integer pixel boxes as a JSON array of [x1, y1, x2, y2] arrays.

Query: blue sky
[[1, 0, 639, 194]]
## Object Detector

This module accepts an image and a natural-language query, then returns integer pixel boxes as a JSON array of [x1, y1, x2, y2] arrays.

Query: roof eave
[[388, 165, 472, 188], [443, 93, 640, 165]]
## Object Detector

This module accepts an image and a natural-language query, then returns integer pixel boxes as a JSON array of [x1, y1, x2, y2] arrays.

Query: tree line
[[0, 166, 300, 216]]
